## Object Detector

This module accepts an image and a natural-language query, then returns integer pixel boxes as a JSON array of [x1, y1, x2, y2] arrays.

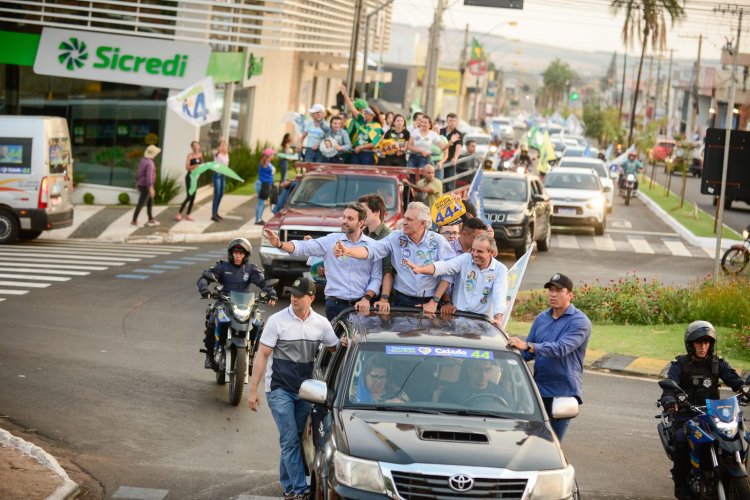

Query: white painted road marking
[[556, 234, 580, 249], [627, 236, 655, 254], [0, 273, 71, 281], [593, 236, 617, 251], [0, 281, 50, 288], [662, 239, 692, 257], [0, 267, 90, 275], [0, 289, 29, 295]]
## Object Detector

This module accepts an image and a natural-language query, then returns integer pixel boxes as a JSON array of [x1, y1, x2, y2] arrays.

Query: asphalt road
[[0, 201, 717, 499], [646, 164, 750, 235]]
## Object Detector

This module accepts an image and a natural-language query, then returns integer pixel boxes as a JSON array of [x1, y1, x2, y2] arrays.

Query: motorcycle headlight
[[505, 212, 525, 224], [530, 465, 576, 499], [586, 197, 605, 210], [232, 305, 251, 322], [743, 229, 749, 240], [490, 145, 498, 153], [713, 417, 739, 438], [333, 451, 386, 494]]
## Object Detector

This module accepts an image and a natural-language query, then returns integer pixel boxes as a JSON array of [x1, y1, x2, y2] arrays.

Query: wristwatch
[[380, 293, 390, 300], [430, 296, 441, 303], [526, 343, 534, 353]]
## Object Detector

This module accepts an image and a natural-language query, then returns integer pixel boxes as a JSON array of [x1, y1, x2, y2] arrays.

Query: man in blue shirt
[[507, 273, 591, 441], [334, 202, 454, 314], [263, 202, 382, 321]]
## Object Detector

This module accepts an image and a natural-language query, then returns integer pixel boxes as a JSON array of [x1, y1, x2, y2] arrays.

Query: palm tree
[[611, 0, 684, 146]]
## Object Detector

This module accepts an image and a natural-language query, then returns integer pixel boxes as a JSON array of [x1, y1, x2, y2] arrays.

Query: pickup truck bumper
[[260, 246, 309, 277]]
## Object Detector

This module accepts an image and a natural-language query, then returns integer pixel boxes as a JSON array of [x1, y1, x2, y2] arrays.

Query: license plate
[[558, 207, 577, 216]]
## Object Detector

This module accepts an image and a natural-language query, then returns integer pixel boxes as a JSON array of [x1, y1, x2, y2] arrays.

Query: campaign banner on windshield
[[385, 345, 494, 360], [34, 28, 210, 89], [167, 77, 220, 127]]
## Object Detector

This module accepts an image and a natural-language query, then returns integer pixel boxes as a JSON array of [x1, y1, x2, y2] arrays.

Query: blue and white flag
[[604, 144, 614, 161], [167, 76, 220, 126], [503, 245, 533, 329], [468, 166, 486, 222], [582, 143, 591, 157]]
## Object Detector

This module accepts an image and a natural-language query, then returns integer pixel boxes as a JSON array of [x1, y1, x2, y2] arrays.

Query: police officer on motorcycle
[[197, 238, 278, 369], [660, 321, 747, 499]]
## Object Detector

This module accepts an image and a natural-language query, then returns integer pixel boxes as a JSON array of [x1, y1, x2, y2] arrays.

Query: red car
[[649, 139, 676, 163]]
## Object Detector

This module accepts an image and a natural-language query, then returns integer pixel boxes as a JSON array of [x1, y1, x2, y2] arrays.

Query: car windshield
[[558, 161, 608, 178], [544, 172, 600, 190], [288, 175, 397, 211], [345, 344, 542, 420], [482, 177, 527, 202]]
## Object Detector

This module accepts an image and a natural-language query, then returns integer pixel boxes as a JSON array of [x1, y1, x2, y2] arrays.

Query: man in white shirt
[[403, 234, 508, 325]]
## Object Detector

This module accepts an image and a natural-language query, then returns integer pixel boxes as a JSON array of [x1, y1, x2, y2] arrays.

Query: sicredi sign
[[34, 28, 210, 89]]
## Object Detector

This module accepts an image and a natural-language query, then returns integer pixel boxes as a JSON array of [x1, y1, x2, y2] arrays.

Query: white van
[[0, 116, 75, 244]]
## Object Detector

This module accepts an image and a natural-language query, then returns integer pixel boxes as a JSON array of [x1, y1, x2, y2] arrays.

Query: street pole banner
[[167, 76, 220, 126], [502, 245, 533, 329]]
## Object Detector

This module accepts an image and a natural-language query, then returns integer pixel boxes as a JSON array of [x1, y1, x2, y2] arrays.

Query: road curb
[[0, 427, 79, 500]]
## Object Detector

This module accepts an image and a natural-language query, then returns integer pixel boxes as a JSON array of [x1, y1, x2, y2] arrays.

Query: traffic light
[[569, 90, 580, 101]]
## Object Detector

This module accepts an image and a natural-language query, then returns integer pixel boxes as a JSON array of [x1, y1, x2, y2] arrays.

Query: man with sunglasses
[[263, 202, 382, 321]]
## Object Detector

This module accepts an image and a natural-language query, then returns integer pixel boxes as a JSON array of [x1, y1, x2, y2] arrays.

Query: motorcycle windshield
[[229, 291, 253, 309], [706, 396, 739, 424]]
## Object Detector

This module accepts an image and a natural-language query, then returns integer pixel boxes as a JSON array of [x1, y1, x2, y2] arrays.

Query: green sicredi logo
[[58, 38, 88, 71], [58, 39, 189, 77]]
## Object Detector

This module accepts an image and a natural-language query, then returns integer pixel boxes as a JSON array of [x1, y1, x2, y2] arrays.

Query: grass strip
[[637, 172, 740, 239], [506, 319, 750, 371]]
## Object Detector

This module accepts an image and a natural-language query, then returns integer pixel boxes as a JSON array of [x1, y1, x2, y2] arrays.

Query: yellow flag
[[536, 131, 556, 175]]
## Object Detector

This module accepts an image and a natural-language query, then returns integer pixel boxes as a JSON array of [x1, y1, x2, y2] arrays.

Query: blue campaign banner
[[385, 345, 494, 360]]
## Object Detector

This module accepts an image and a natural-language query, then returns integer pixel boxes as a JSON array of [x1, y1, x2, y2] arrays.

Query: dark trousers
[[392, 290, 431, 308], [325, 297, 359, 322], [132, 186, 153, 222], [350, 150, 375, 165], [179, 173, 195, 214]]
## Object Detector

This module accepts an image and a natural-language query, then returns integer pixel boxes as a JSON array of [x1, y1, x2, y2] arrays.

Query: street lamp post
[[346, 0, 365, 95]]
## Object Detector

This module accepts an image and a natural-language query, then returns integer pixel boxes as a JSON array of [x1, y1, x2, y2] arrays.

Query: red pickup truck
[[259, 160, 476, 285]]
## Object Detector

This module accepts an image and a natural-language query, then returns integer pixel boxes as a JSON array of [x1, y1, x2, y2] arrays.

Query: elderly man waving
[[334, 202, 455, 313], [264, 202, 382, 321], [403, 233, 507, 325]]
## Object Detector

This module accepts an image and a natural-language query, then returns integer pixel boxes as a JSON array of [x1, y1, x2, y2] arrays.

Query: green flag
[[188, 161, 243, 195]]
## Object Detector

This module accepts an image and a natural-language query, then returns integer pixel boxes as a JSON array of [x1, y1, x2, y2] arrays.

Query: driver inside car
[[440, 359, 511, 407]]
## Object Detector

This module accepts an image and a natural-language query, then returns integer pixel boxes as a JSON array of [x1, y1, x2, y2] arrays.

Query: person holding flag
[[535, 131, 556, 178]]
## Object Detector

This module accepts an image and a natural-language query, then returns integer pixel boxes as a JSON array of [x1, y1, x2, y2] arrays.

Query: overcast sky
[[392, 0, 750, 63]]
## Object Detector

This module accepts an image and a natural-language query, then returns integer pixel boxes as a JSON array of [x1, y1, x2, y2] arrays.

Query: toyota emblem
[[448, 474, 474, 492]]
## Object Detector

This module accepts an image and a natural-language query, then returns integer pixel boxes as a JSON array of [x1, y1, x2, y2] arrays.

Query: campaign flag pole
[[502, 245, 532, 329]]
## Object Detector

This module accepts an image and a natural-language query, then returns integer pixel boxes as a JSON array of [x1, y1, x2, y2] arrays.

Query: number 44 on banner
[[167, 76, 221, 126]]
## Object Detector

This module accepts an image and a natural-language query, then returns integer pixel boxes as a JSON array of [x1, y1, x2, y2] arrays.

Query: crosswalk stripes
[[548, 233, 710, 258], [0, 240, 207, 302]]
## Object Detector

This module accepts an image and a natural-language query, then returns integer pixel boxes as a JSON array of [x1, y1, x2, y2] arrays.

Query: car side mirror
[[532, 193, 546, 203], [551, 397, 579, 419], [603, 185, 612, 193], [299, 379, 328, 404]]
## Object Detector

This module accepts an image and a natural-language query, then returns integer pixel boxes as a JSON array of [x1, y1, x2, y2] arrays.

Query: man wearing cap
[[248, 277, 345, 500], [300, 103, 330, 163], [334, 202, 455, 312], [507, 273, 591, 441], [339, 84, 382, 165], [263, 202, 382, 321]]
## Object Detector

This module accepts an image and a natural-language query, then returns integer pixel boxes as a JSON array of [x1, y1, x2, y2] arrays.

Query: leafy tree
[[542, 59, 578, 110], [583, 104, 625, 146], [611, 0, 684, 145]]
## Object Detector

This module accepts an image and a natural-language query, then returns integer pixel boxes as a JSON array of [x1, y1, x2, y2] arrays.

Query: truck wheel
[[515, 228, 533, 259], [536, 224, 551, 252], [0, 209, 20, 245]]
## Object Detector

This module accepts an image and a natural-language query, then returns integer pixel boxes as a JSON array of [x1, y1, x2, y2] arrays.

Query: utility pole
[[619, 52, 627, 121], [642, 54, 654, 129], [627, 25, 649, 147], [424, 0, 446, 117], [713, 5, 743, 283], [361, 0, 396, 97], [457, 24, 469, 121], [679, 34, 703, 141], [654, 54, 663, 123], [346, 0, 365, 96]]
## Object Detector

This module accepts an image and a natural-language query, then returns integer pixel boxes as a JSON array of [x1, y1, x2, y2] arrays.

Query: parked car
[[300, 309, 579, 500], [649, 139, 676, 163], [544, 167, 608, 235], [556, 157, 615, 213], [668, 142, 704, 177], [482, 172, 553, 258]]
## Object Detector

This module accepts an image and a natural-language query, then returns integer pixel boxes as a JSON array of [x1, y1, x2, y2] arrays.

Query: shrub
[[83, 192, 94, 205], [118, 192, 130, 205], [154, 172, 180, 205], [689, 278, 750, 328]]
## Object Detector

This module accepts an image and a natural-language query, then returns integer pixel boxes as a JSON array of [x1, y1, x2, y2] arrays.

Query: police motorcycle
[[200, 271, 277, 405], [657, 378, 750, 499]]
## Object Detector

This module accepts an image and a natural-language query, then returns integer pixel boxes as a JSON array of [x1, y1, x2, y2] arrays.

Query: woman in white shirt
[[407, 115, 455, 168]]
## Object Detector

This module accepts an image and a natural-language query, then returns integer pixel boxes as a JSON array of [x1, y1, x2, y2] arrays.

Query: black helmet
[[227, 238, 252, 265], [684, 320, 717, 357]]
